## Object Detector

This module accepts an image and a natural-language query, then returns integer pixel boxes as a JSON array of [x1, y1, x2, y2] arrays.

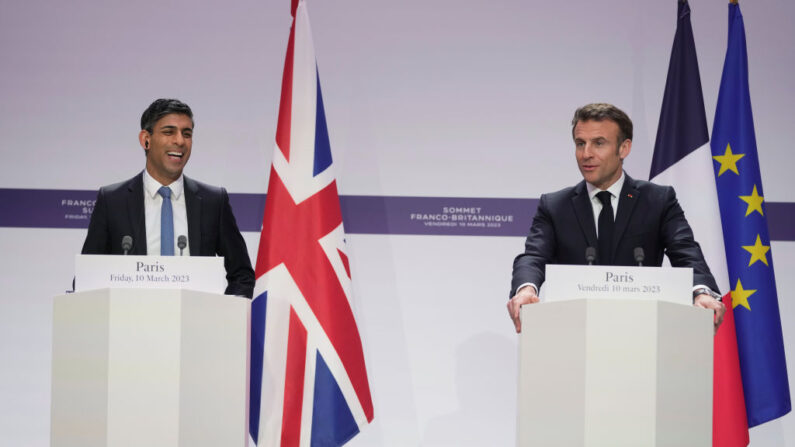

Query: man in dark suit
[[508, 103, 725, 332], [81, 98, 255, 298]]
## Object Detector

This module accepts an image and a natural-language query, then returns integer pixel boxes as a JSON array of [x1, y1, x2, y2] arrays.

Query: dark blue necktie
[[596, 191, 614, 265], [158, 186, 174, 256]]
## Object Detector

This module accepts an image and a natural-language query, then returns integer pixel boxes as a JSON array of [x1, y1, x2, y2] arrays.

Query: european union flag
[[711, 2, 791, 427]]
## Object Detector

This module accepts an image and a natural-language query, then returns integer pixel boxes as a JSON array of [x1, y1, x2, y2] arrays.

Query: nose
[[174, 133, 185, 146], [582, 143, 594, 158]]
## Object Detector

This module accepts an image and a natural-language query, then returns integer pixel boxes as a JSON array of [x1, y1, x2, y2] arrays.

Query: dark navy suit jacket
[[511, 174, 718, 296], [81, 172, 255, 298]]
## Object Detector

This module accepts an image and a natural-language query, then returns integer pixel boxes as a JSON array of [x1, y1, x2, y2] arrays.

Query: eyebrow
[[158, 125, 193, 133]]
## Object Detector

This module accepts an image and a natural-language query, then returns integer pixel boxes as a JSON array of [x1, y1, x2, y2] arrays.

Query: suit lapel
[[571, 181, 598, 249], [127, 173, 147, 255], [613, 174, 640, 254], [184, 176, 202, 256]]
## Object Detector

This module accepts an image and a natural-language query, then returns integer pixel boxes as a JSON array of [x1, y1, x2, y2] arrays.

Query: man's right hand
[[507, 286, 540, 333]]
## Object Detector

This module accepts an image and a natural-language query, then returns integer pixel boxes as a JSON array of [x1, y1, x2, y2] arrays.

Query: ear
[[619, 139, 632, 160], [138, 130, 150, 151]]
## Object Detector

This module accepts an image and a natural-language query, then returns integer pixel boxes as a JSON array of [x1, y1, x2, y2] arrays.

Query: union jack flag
[[249, 1, 375, 445]]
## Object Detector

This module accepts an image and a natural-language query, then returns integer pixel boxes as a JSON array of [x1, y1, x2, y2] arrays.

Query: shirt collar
[[143, 169, 184, 200], [586, 170, 625, 201]]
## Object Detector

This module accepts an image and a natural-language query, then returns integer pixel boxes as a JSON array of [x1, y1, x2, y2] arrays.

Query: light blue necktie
[[158, 186, 174, 256]]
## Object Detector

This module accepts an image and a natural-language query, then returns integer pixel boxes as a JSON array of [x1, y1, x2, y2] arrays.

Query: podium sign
[[75, 254, 225, 294], [543, 264, 693, 305]]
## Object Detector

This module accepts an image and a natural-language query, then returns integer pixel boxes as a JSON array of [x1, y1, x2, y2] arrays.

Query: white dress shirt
[[143, 169, 190, 256]]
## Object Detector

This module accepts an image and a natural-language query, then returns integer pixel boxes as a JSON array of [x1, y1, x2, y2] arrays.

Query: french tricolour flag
[[249, 1, 375, 445], [649, 2, 747, 446]]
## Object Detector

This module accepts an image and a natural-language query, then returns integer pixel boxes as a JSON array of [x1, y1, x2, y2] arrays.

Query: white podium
[[52, 257, 251, 447], [517, 266, 713, 446]]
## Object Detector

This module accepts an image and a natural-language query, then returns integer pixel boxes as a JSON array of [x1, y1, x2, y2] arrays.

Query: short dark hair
[[571, 103, 633, 143], [140, 98, 194, 133]]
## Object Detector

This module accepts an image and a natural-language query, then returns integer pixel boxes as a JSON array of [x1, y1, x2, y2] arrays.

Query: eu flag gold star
[[739, 185, 764, 216], [713, 143, 745, 176], [742, 234, 771, 266], [731, 278, 756, 310]]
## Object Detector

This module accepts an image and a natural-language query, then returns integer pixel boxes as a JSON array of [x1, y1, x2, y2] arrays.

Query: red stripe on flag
[[338, 248, 351, 279], [257, 169, 374, 420], [281, 308, 308, 446], [713, 293, 750, 447], [275, 20, 296, 161]]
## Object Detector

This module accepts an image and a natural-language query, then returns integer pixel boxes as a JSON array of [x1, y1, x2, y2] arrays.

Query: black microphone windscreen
[[634, 247, 645, 264], [585, 246, 596, 264], [121, 235, 133, 255]]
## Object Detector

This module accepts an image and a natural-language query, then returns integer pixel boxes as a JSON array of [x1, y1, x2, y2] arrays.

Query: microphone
[[177, 235, 187, 256], [585, 247, 596, 265], [121, 235, 133, 255], [634, 247, 645, 266]]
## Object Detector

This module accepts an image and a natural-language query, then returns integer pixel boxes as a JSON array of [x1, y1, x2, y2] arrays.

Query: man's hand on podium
[[693, 293, 726, 332], [508, 285, 539, 333]]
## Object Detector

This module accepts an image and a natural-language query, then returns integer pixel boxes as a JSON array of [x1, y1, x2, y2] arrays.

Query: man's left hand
[[693, 294, 726, 331]]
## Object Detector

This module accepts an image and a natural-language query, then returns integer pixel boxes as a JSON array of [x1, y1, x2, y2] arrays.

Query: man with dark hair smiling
[[81, 98, 255, 297], [507, 103, 725, 332]]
